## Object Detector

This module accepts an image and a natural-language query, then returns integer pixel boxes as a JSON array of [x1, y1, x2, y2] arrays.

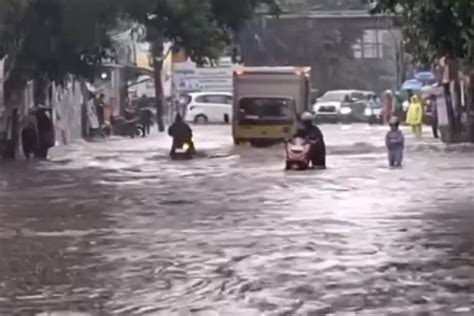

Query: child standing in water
[[385, 116, 405, 167]]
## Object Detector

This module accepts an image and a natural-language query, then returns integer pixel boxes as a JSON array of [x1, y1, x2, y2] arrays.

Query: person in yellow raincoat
[[406, 95, 423, 138]]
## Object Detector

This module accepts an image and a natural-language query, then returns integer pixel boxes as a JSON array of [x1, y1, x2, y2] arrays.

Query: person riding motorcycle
[[294, 112, 326, 168], [168, 113, 195, 156]]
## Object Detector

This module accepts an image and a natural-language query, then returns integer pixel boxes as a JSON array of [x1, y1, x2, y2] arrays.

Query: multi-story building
[[239, 9, 404, 95]]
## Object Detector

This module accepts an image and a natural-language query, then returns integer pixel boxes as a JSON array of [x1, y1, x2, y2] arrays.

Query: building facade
[[239, 11, 403, 95]]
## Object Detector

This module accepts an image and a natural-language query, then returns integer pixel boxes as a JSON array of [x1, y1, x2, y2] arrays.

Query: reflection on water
[[0, 126, 473, 315]]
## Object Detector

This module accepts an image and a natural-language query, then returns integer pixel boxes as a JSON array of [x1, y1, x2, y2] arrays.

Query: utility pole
[[0, 58, 4, 112]]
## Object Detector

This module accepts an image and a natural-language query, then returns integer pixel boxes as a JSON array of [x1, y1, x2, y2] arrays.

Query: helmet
[[389, 116, 400, 125], [301, 112, 314, 122]]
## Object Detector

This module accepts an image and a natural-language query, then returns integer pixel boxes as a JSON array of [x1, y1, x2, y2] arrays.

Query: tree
[[0, 0, 120, 104], [121, 0, 279, 131], [0, 0, 279, 131], [0, 0, 125, 159], [366, 0, 474, 64], [368, 0, 474, 142]]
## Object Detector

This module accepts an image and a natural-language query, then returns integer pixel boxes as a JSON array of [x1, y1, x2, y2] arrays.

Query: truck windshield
[[238, 97, 294, 125]]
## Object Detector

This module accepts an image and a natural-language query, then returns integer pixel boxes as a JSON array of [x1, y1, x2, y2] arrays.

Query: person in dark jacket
[[429, 94, 439, 139], [21, 109, 39, 159], [35, 108, 55, 159], [168, 114, 195, 155], [295, 112, 326, 169], [138, 95, 154, 137]]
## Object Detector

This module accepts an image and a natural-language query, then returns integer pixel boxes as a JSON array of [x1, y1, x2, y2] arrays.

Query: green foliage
[[0, 0, 277, 92], [121, 0, 279, 63], [0, 0, 120, 90], [371, 0, 474, 63]]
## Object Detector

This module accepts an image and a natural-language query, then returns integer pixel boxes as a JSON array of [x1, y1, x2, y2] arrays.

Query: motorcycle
[[112, 117, 145, 138], [285, 137, 313, 170], [170, 140, 195, 160]]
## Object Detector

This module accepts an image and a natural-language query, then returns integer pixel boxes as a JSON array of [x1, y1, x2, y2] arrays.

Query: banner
[[173, 57, 238, 94]]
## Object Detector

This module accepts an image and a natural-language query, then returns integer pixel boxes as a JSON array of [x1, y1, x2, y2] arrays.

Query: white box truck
[[232, 67, 311, 145]]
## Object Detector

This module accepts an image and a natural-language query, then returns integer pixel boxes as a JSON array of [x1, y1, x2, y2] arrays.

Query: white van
[[183, 92, 233, 124]]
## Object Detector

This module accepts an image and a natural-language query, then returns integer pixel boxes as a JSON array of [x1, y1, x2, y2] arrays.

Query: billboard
[[173, 57, 238, 94]]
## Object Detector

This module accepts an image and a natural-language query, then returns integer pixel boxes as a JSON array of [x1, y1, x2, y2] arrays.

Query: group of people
[[300, 90, 427, 169], [158, 89, 437, 169], [167, 111, 327, 167], [386, 90, 440, 140], [297, 110, 404, 169], [380, 91, 424, 168], [384, 93, 439, 168]]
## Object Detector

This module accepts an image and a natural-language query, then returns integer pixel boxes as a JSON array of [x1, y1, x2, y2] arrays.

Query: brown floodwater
[[0, 125, 473, 315]]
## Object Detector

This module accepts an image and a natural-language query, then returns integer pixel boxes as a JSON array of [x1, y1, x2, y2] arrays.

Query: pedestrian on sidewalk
[[87, 93, 100, 137], [406, 95, 423, 139], [21, 108, 39, 159], [35, 107, 55, 159], [96, 93, 106, 127], [429, 94, 439, 139]]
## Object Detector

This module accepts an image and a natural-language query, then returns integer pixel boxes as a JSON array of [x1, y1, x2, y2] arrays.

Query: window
[[196, 94, 231, 104], [238, 97, 294, 125], [353, 29, 384, 59], [195, 95, 206, 103], [321, 92, 349, 102], [351, 93, 366, 101], [353, 39, 363, 59]]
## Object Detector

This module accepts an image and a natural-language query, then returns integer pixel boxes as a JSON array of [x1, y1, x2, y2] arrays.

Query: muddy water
[[0, 125, 473, 315]]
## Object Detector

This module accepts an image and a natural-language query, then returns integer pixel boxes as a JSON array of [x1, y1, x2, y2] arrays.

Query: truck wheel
[[194, 115, 208, 125], [233, 138, 242, 145]]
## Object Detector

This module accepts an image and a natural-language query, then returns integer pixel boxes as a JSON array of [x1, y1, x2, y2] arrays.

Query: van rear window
[[238, 97, 294, 125]]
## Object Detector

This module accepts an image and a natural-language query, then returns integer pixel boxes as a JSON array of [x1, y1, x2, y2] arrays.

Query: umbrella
[[401, 79, 423, 91], [414, 71, 435, 83]]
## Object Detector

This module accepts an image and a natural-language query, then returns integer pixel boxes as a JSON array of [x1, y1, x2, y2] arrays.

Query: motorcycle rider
[[295, 112, 326, 169], [168, 113, 195, 156]]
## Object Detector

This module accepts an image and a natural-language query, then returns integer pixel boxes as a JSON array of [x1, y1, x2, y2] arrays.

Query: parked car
[[183, 92, 232, 124], [313, 90, 374, 123]]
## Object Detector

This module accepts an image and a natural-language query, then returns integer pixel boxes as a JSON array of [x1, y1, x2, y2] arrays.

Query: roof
[[324, 89, 375, 95], [323, 90, 355, 94], [272, 10, 392, 20], [187, 91, 232, 97], [236, 66, 311, 74]]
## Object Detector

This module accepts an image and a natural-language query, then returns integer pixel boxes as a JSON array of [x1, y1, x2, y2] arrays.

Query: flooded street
[[0, 124, 473, 315]]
